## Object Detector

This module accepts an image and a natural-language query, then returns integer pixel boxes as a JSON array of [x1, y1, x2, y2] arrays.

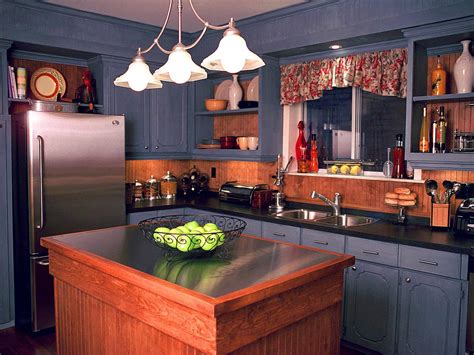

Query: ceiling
[[44, 0, 307, 32]]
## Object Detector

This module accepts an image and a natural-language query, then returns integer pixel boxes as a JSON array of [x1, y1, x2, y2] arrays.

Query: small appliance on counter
[[219, 182, 270, 205], [453, 198, 474, 237]]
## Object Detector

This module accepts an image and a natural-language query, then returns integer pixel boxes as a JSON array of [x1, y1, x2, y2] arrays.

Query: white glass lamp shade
[[154, 47, 207, 84], [114, 57, 162, 91], [201, 33, 265, 73]]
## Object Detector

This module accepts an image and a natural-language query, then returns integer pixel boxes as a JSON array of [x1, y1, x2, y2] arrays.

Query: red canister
[[220, 136, 237, 149]]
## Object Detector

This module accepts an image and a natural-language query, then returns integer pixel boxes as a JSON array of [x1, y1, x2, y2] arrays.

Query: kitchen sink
[[273, 209, 330, 221], [314, 214, 377, 227]]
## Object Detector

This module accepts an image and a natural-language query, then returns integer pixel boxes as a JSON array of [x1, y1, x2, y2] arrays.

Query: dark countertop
[[45, 226, 340, 298], [128, 196, 474, 256]]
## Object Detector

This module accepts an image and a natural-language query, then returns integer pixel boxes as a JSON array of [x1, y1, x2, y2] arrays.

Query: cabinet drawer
[[399, 245, 461, 279], [127, 211, 158, 224], [301, 228, 344, 253], [346, 237, 398, 267], [157, 208, 185, 216], [262, 222, 300, 244]]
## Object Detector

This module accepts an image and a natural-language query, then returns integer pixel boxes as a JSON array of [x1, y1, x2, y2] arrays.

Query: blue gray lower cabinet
[[184, 208, 262, 237], [261, 221, 300, 244], [0, 116, 13, 328], [344, 260, 398, 355], [397, 270, 463, 355], [300, 228, 345, 253]]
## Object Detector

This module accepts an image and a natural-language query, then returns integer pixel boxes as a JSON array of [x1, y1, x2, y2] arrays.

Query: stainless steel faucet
[[311, 191, 342, 216], [268, 154, 294, 212]]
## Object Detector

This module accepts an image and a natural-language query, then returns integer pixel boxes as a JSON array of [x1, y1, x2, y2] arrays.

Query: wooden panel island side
[[41, 225, 354, 354]]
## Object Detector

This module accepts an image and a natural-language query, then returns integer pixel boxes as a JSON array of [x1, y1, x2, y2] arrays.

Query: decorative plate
[[246, 76, 259, 101], [30, 67, 67, 101], [215, 79, 232, 99]]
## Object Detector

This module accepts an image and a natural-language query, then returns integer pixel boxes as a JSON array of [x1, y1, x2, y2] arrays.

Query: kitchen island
[[41, 225, 353, 354]]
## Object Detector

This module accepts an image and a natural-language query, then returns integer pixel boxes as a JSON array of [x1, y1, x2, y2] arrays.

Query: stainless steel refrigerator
[[12, 111, 126, 332]]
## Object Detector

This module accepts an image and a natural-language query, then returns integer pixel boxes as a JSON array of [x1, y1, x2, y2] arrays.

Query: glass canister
[[145, 175, 160, 200], [160, 171, 177, 199]]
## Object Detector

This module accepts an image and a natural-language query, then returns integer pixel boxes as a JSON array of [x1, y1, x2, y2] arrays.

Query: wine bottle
[[419, 106, 430, 152], [431, 55, 446, 96], [295, 121, 308, 173], [437, 106, 447, 153], [431, 114, 438, 154], [392, 134, 406, 179], [309, 133, 319, 173]]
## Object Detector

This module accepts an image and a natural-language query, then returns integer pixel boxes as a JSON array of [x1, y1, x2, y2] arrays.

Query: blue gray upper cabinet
[[344, 260, 398, 355], [149, 83, 187, 154], [397, 270, 462, 355]]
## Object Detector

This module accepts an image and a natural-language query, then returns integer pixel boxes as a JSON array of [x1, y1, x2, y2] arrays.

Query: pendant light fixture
[[114, 0, 265, 90]]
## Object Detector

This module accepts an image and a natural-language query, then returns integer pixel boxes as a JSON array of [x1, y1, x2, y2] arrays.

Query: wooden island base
[[43, 228, 353, 355]]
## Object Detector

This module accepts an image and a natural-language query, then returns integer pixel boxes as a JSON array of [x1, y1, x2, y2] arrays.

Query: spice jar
[[160, 171, 177, 199], [133, 180, 144, 200]]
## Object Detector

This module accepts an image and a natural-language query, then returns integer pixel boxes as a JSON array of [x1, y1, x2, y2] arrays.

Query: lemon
[[329, 165, 339, 174], [350, 165, 362, 176], [340, 165, 350, 175]]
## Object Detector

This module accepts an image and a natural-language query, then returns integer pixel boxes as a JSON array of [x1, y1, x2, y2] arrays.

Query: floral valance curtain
[[280, 48, 407, 105]]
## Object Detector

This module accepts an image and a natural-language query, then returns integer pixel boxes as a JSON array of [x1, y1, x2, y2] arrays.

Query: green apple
[[165, 228, 181, 248], [201, 233, 218, 251], [216, 232, 226, 246], [184, 221, 200, 231], [176, 235, 193, 252], [153, 227, 170, 244], [193, 226, 205, 233], [190, 230, 206, 248], [176, 225, 190, 234], [203, 223, 219, 232]]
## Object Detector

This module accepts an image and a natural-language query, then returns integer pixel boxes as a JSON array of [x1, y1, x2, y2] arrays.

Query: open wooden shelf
[[413, 92, 474, 103], [195, 107, 259, 116]]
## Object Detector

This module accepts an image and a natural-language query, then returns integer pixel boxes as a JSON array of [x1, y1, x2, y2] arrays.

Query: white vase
[[228, 74, 243, 110], [453, 40, 473, 94]]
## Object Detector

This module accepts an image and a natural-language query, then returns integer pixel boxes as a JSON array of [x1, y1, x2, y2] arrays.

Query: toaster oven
[[218, 182, 269, 205]]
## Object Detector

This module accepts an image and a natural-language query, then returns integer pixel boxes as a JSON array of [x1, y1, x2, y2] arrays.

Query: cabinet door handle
[[155, 146, 159, 150], [313, 240, 329, 245], [38, 260, 49, 266], [362, 250, 379, 256], [352, 266, 357, 271], [36, 135, 45, 230], [418, 259, 438, 266], [144, 145, 149, 149], [405, 277, 411, 283], [273, 233, 286, 237]]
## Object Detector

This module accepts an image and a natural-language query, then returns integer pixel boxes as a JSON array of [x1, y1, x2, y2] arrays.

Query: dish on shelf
[[30, 67, 66, 101], [205, 99, 228, 111], [202, 138, 220, 145], [238, 100, 258, 109], [215, 80, 232, 110], [220, 136, 237, 149], [246, 76, 259, 101], [197, 144, 221, 149]]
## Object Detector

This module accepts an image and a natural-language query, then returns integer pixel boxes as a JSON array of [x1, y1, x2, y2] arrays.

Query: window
[[306, 88, 406, 172]]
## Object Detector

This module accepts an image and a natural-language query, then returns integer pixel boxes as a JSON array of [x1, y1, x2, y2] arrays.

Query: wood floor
[[0, 327, 366, 354]]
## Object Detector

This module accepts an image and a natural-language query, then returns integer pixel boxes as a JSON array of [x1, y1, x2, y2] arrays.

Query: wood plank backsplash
[[126, 160, 473, 218]]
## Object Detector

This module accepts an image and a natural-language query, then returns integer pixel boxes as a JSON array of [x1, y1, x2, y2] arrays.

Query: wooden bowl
[[205, 99, 228, 111]]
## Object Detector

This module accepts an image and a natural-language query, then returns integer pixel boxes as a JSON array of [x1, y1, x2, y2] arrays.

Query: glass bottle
[[309, 133, 319, 173], [431, 113, 438, 154], [295, 121, 308, 173], [431, 55, 446, 96], [419, 106, 430, 153], [392, 134, 406, 179], [436, 106, 447, 153]]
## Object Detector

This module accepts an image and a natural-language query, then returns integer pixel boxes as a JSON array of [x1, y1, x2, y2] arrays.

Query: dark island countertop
[[128, 196, 474, 256], [43, 225, 344, 298]]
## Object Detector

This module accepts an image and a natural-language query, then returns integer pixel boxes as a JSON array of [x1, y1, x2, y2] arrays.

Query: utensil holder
[[430, 203, 450, 228]]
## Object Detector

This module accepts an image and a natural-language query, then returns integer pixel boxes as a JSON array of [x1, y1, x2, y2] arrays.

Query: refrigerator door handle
[[36, 135, 45, 230]]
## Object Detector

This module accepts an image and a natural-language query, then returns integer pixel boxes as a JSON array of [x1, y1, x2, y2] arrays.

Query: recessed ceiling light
[[329, 44, 342, 50]]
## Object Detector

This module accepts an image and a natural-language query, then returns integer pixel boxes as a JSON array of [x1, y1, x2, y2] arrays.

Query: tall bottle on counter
[[392, 134, 406, 179], [295, 121, 309, 173], [309, 133, 319, 173]]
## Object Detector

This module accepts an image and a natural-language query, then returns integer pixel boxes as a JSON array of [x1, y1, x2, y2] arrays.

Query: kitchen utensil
[[138, 215, 246, 257], [248, 136, 259, 150], [30, 67, 66, 101], [205, 99, 228, 111], [383, 148, 393, 178], [442, 180, 454, 203], [246, 76, 259, 101], [425, 179, 439, 203], [237, 136, 249, 150], [453, 182, 462, 196]]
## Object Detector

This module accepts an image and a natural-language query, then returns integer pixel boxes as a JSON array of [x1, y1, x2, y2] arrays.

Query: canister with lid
[[160, 171, 177, 199]]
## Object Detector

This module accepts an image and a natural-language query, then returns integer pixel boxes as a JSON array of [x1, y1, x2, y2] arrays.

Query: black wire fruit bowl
[[138, 214, 247, 257]]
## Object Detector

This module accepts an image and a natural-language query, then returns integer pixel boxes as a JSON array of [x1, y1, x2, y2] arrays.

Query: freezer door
[[30, 255, 55, 331], [27, 112, 125, 254]]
